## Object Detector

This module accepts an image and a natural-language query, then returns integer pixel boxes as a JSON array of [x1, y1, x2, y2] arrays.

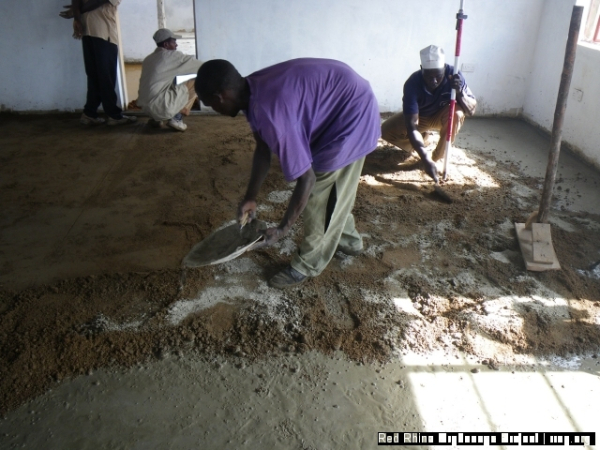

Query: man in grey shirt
[[137, 29, 203, 132]]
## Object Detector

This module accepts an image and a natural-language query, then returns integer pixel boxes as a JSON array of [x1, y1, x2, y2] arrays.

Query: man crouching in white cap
[[381, 45, 477, 182], [137, 28, 203, 131]]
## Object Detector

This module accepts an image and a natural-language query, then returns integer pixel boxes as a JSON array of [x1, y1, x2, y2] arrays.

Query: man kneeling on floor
[[137, 28, 203, 132], [381, 45, 477, 181], [195, 58, 380, 288]]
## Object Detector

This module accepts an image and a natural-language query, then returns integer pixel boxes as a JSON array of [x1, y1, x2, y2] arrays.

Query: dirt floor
[[1, 113, 600, 439]]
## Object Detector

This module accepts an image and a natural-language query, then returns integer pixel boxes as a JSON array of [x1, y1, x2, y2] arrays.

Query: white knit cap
[[420, 45, 445, 69]]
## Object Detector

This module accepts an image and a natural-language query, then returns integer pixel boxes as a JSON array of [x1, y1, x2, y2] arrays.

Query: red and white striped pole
[[442, 0, 468, 180]]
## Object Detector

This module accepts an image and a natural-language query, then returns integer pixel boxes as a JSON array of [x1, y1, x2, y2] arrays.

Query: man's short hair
[[195, 60, 241, 99]]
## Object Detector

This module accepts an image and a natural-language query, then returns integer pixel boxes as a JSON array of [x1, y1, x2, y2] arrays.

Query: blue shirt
[[244, 58, 381, 181], [402, 65, 473, 117]]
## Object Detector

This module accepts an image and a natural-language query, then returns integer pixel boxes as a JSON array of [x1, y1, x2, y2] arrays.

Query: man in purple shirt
[[381, 45, 477, 181], [196, 58, 380, 288]]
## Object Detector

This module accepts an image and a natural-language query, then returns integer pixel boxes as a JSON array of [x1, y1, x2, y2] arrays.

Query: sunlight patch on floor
[[402, 351, 600, 438]]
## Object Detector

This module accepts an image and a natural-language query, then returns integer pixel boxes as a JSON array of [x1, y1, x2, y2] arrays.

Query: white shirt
[[82, 0, 121, 44], [138, 48, 203, 120]]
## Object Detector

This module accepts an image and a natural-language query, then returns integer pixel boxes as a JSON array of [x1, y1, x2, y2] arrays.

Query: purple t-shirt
[[403, 65, 474, 117], [244, 58, 381, 181]]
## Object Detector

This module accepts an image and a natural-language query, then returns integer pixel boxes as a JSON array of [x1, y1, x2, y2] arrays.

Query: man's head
[[419, 45, 446, 92], [195, 60, 247, 117], [153, 28, 181, 50]]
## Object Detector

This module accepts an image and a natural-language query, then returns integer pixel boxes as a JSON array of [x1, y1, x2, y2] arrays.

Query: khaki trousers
[[291, 157, 365, 277], [381, 104, 465, 161], [180, 79, 197, 116]]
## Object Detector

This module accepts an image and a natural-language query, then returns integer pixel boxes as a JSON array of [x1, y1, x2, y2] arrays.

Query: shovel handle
[[239, 211, 249, 230], [524, 210, 539, 230]]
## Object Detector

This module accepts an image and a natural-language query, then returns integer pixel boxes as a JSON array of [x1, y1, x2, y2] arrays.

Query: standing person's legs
[[290, 157, 365, 278], [82, 36, 102, 118], [92, 37, 123, 119], [430, 104, 466, 161]]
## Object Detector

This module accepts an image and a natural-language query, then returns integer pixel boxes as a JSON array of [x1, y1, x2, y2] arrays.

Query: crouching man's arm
[[405, 113, 438, 182], [452, 73, 477, 116]]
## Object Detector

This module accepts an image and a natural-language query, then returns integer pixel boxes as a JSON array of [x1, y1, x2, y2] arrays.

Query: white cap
[[420, 45, 445, 69], [153, 28, 182, 44]]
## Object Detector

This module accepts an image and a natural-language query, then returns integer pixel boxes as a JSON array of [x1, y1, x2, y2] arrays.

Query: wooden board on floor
[[515, 222, 561, 271], [532, 223, 555, 263]]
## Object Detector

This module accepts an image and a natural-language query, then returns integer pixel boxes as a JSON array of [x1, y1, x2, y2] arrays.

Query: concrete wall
[[0, 0, 544, 114], [2, 0, 599, 170], [0, 1, 86, 112], [565, 42, 600, 168], [165, 0, 195, 32], [523, 0, 600, 169], [118, 0, 193, 62], [119, 0, 159, 62], [0, 0, 158, 111], [523, 0, 575, 131], [194, 0, 544, 114]]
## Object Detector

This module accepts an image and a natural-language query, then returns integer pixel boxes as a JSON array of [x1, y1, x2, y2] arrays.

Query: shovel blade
[[515, 222, 561, 271]]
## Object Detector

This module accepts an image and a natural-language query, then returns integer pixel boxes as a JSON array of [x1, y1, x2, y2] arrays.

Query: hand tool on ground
[[183, 219, 266, 267], [432, 182, 453, 203], [441, 0, 468, 180], [515, 6, 583, 271]]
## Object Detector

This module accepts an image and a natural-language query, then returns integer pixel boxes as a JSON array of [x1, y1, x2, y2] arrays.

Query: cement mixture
[[1, 114, 600, 447]]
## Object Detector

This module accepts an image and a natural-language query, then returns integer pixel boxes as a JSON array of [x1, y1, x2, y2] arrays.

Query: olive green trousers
[[291, 157, 365, 277]]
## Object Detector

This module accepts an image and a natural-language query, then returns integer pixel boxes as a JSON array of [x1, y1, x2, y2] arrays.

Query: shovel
[[182, 219, 266, 268], [515, 5, 582, 271]]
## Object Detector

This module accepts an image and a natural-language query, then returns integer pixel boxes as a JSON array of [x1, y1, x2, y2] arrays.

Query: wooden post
[[157, 0, 166, 29], [537, 6, 583, 224]]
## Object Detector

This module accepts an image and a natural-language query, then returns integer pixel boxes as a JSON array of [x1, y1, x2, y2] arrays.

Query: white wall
[[118, 1, 194, 62], [119, 0, 159, 62], [1, 0, 544, 114], [0, 1, 86, 112], [565, 43, 600, 168], [523, 0, 600, 169], [523, 0, 575, 130], [165, 0, 195, 32], [2, 0, 599, 170], [0, 0, 153, 111], [194, 0, 544, 114]]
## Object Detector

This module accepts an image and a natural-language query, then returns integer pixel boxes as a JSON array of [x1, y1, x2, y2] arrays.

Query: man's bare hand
[[72, 20, 83, 39], [237, 199, 257, 227], [422, 157, 439, 183], [450, 73, 465, 94], [59, 5, 74, 19], [253, 226, 285, 249]]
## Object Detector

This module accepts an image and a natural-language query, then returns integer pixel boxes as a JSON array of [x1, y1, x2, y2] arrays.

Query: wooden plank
[[515, 223, 561, 271], [532, 223, 554, 263]]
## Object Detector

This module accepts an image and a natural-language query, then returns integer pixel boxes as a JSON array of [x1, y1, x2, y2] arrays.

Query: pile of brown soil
[[1, 114, 599, 414]]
